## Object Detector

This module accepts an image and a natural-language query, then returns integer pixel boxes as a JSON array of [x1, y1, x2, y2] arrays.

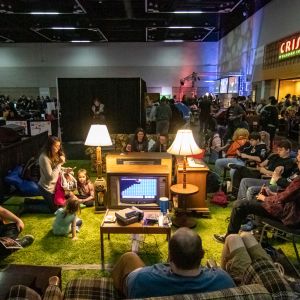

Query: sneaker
[[49, 276, 60, 286], [76, 226, 80, 233], [213, 233, 226, 244], [227, 163, 243, 170], [240, 221, 254, 231], [18, 235, 35, 248]]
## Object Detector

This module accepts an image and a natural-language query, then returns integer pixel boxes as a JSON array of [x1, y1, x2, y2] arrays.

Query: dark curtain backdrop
[[57, 78, 147, 141]]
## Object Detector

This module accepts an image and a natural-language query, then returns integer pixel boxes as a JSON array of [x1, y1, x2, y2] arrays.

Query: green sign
[[279, 49, 300, 60]]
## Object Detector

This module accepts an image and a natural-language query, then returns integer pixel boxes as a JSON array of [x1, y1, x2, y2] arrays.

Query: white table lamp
[[167, 129, 202, 188], [85, 124, 112, 178], [85, 124, 112, 212]]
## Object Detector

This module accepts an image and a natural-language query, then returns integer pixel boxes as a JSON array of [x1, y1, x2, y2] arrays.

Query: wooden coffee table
[[100, 209, 171, 269]]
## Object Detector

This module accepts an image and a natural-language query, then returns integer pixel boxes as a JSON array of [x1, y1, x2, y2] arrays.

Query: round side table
[[170, 183, 199, 228]]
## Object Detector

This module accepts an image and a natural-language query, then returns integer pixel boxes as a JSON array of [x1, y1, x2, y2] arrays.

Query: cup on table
[[159, 197, 169, 215]]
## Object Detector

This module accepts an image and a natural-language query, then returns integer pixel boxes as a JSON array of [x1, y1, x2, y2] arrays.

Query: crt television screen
[[220, 78, 228, 93], [228, 77, 239, 93], [119, 176, 158, 204]]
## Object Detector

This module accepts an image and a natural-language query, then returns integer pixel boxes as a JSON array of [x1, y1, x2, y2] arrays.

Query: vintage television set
[[105, 153, 172, 209], [107, 173, 168, 209]]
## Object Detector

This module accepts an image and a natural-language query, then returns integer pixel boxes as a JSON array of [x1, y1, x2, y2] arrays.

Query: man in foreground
[[112, 227, 235, 298], [7, 230, 293, 299]]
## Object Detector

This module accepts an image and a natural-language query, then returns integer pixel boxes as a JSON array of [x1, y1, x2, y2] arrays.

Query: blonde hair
[[232, 128, 249, 141], [260, 131, 270, 151]]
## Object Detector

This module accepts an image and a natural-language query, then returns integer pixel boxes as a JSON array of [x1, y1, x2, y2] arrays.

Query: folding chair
[[259, 217, 300, 276]]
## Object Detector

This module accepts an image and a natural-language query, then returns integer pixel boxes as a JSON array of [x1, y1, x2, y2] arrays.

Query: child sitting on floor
[[75, 169, 95, 207], [52, 198, 82, 240]]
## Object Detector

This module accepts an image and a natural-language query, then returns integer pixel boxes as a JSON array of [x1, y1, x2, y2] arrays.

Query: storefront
[[253, 31, 300, 102]]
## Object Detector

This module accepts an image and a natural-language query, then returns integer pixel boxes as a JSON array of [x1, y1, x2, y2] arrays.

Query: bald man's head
[[169, 227, 204, 270]]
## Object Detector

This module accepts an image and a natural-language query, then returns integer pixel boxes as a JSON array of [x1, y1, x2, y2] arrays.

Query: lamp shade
[[84, 124, 112, 147], [167, 129, 202, 156]]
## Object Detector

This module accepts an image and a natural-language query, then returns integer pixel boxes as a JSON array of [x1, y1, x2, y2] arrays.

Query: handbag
[[211, 191, 228, 207], [60, 168, 77, 191]]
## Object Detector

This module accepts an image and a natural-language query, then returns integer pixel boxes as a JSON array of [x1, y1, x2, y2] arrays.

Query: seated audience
[[0, 206, 34, 257], [150, 134, 169, 152], [125, 127, 148, 152], [216, 132, 267, 182], [112, 227, 235, 298], [214, 128, 249, 178], [214, 148, 300, 243], [228, 139, 295, 197], [237, 159, 299, 202], [22, 136, 65, 214]]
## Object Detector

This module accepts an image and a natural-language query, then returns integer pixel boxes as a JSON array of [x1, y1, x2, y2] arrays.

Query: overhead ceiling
[[0, 0, 273, 43]]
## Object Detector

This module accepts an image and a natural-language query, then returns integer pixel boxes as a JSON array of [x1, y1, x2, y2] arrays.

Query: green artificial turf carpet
[[1, 160, 299, 288]]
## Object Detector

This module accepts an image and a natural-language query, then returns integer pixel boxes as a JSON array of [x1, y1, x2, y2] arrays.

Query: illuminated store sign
[[279, 34, 300, 60]]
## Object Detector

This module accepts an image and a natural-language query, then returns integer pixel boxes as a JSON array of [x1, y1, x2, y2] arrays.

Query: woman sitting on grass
[[23, 136, 66, 214], [52, 198, 82, 240]]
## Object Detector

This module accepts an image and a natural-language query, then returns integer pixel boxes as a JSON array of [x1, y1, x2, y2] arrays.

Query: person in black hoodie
[[259, 96, 279, 150]]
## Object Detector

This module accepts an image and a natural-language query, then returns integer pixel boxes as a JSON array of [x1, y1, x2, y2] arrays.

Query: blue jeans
[[227, 199, 275, 234], [237, 178, 278, 201], [214, 158, 245, 181], [24, 185, 57, 214]]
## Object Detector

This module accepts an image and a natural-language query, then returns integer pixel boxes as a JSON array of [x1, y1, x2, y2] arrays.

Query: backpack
[[211, 191, 228, 207], [206, 171, 221, 193]]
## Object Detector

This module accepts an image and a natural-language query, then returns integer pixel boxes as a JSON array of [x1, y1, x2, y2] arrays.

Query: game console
[[115, 206, 144, 225]]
